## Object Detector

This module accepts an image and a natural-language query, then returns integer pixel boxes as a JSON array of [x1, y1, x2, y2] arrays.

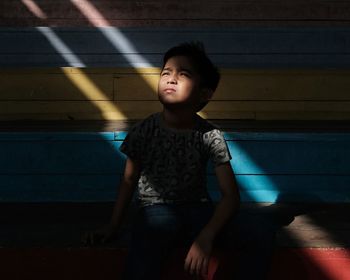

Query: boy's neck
[[161, 108, 197, 130]]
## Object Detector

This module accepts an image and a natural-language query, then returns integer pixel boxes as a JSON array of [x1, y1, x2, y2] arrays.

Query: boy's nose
[[167, 77, 177, 84], [167, 74, 177, 84]]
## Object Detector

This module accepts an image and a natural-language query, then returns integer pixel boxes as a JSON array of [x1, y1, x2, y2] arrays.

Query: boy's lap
[[130, 203, 277, 250]]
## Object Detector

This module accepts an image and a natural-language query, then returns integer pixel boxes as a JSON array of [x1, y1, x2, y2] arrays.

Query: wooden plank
[[223, 132, 350, 141], [2, 27, 350, 67], [208, 175, 350, 203], [2, 173, 349, 203], [204, 101, 350, 120], [115, 70, 350, 101], [1, 119, 350, 133], [1, 1, 350, 27], [227, 140, 350, 174], [0, 72, 113, 101], [2, 100, 350, 120], [0, 100, 162, 120], [2, 27, 350, 54], [0, 174, 119, 202], [1, 131, 350, 203], [114, 74, 159, 101], [2, 68, 350, 103], [0, 132, 115, 141], [0, 140, 124, 173], [4, 53, 350, 68]]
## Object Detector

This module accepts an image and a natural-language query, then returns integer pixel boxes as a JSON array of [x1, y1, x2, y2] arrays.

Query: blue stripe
[[0, 131, 350, 202], [2, 27, 350, 68]]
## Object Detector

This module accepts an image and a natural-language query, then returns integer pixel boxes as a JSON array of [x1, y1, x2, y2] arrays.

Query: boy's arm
[[82, 157, 140, 245], [109, 157, 141, 230], [185, 162, 240, 276], [200, 162, 240, 239]]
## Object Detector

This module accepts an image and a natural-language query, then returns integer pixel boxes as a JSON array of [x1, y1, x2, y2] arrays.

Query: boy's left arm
[[184, 162, 240, 277]]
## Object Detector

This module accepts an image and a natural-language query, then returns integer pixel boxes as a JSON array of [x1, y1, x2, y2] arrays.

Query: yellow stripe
[[1, 68, 350, 120]]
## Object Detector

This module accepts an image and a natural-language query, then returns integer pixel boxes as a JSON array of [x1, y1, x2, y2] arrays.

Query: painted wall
[[0, 1, 350, 204], [0, 1, 350, 121], [1, 131, 349, 203]]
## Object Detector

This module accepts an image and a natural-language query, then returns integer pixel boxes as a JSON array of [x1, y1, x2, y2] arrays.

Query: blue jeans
[[123, 203, 277, 280]]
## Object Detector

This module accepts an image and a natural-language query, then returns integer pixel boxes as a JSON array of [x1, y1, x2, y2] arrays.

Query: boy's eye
[[180, 72, 190, 77], [161, 72, 169, 76]]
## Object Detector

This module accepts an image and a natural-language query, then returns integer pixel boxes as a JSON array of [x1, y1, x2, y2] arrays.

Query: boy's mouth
[[163, 88, 176, 93]]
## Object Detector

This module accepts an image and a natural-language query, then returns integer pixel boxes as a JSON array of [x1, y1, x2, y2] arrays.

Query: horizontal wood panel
[[2, 28, 350, 54], [0, 175, 119, 202], [3, 69, 350, 102], [1, 1, 350, 27], [235, 175, 350, 192], [115, 71, 350, 101], [3, 133, 349, 174], [0, 72, 113, 101], [4, 53, 350, 68], [223, 132, 350, 141], [228, 141, 350, 174], [1, 174, 349, 203], [2, 27, 350, 67], [1, 100, 350, 120], [0, 140, 124, 173], [0, 132, 115, 141], [0, 130, 349, 202], [211, 174, 347, 201], [211, 189, 350, 203], [209, 175, 350, 202]]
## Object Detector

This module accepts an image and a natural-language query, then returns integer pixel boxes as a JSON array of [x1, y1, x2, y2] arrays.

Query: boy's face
[[158, 55, 208, 111]]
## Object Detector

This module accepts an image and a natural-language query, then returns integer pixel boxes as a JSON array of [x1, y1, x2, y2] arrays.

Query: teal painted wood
[[208, 175, 350, 203], [0, 132, 115, 141], [0, 174, 119, 202], [223, 132, 350, 142], [0, 131, 350, 202], [117, 131, 350, 141], [0, 140, 124, 174], [1, 27, 350, 68], [227, 141, 350, 174]]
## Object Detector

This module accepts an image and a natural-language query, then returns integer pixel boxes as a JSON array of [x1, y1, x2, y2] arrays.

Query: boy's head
[[159, 42, 220, 112]]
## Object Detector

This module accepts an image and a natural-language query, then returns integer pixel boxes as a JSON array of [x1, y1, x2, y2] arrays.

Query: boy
[[83, 42, 275, 279]]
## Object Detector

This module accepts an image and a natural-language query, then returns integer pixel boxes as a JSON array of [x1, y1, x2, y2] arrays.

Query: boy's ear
[[201, 88, 214, 102]]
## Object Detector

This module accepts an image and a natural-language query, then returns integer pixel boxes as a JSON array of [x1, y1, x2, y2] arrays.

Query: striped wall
[[1, 1, 350, 204], [2, 68, 350, 121], [1, 131, 350, 203], [1, 1, 350, 121]]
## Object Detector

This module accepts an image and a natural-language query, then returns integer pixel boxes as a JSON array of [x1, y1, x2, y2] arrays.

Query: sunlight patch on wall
[[61, 68, 126, 119], [21, 0, 47, 19], [230, 143, 279, 202], [70, 0, 156, 83], [36, 27, 86, 67], [35, 26, 125, 119]]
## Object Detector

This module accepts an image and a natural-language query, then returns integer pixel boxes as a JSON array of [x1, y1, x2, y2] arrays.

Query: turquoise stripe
[[0, 131, 350, 202]]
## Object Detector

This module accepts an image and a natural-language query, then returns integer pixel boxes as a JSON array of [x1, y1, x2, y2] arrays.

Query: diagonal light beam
[[35, 26, 126, 119]]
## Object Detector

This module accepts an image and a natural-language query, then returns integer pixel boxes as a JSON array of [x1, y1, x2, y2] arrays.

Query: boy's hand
[[81, 224, 118, 246], [184, 232, 213, 278]]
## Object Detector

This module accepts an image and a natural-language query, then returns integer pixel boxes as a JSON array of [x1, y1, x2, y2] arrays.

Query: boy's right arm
[[82, 157, 140, 245]]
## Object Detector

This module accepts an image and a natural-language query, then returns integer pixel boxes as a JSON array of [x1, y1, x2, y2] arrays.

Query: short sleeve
[[119, 125, 143, 160], [206, 129, 232, 166]]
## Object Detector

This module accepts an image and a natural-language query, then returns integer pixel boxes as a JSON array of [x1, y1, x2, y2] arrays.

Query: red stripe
[[0, 248, 349, 280]]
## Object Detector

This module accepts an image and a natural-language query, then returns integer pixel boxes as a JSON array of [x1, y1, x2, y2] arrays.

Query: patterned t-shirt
[[120, 113, 231, 207]]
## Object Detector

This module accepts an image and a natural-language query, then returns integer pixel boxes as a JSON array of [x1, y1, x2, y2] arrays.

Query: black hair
[[162, 42, 220, 111]]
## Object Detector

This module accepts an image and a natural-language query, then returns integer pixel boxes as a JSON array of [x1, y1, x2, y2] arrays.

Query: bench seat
[[0, 202, 349, 280]]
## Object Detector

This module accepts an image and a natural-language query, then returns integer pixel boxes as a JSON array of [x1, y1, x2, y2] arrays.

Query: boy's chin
[[158, 99, 179, 107], [158, 96, 197, 111]]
